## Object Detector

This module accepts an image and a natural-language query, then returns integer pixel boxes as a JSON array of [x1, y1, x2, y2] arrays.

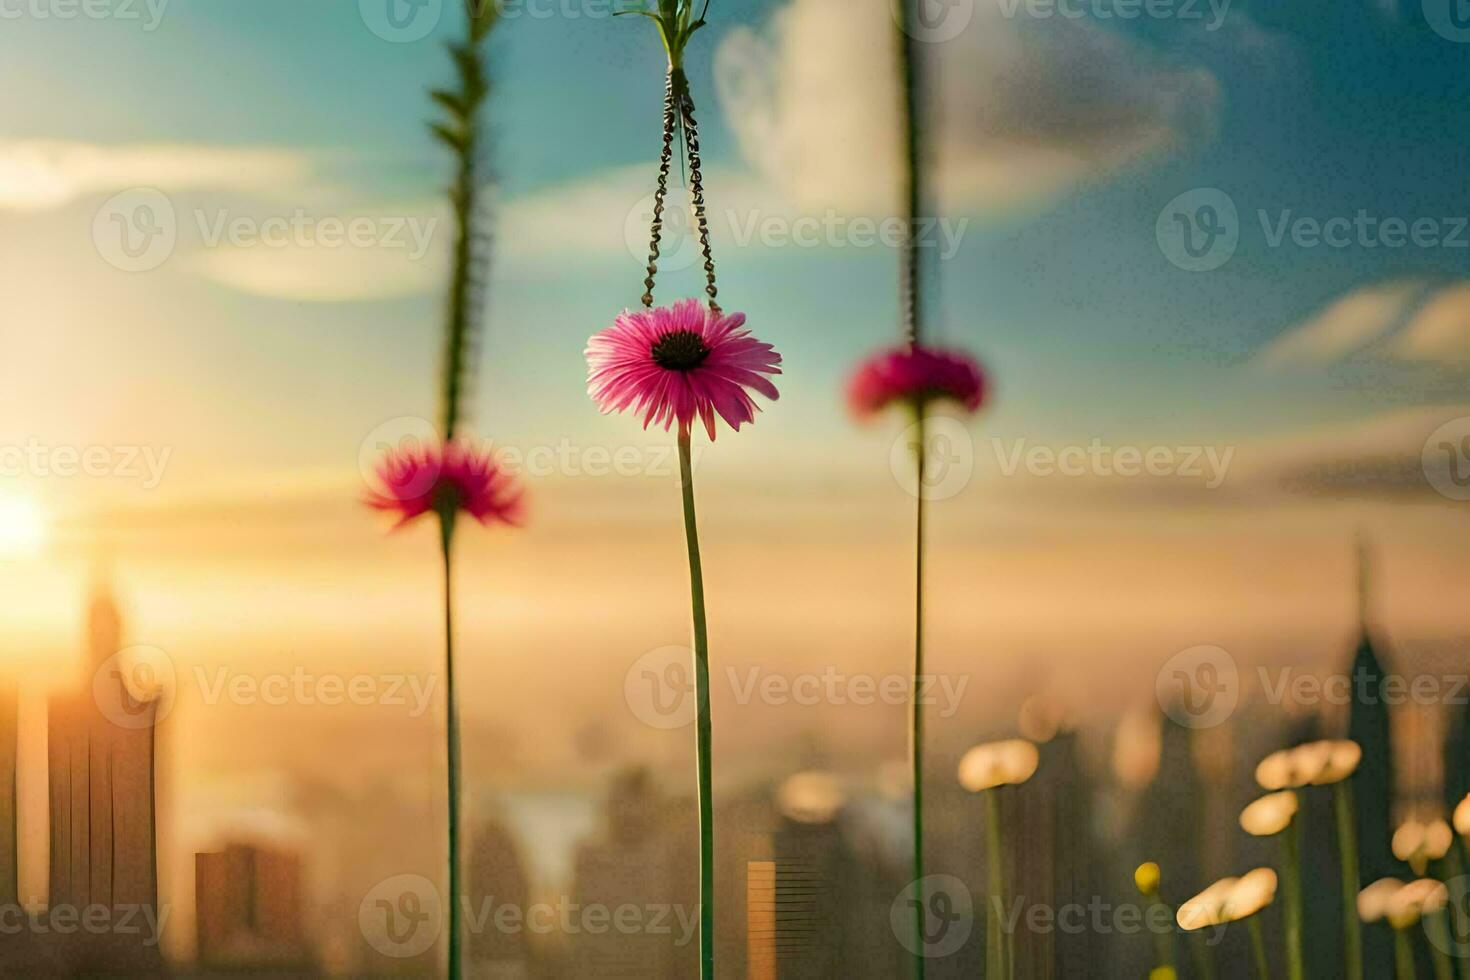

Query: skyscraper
[[196, 841, 311, 969], [1, 682, 16, 909], [46, 581, 161, 963]]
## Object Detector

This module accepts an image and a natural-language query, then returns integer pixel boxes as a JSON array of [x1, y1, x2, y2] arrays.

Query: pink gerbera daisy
[[586, 298, 782, 439], [365, 439, 524, 529], [846, 344, 987, 419]]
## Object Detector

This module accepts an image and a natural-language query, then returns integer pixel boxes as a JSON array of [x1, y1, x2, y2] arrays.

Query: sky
[[4, 0, 1470, 960]]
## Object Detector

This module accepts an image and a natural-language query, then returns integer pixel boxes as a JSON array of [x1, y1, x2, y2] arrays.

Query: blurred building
[[196, 841, 312, 970], [1, 682, 16, 908], [45, 580, 163, 971]]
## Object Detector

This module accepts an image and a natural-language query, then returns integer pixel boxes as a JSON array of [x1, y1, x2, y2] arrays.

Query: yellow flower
[[1453, 793, 1470, 837], [1222, 868, 1278, 922], [1149, 969, 1178, 980], [1177, 870, 1277, 930], [957, 739, 1039, 793], [1358, 878, 1406, 924], [1392, 818, 1453, 875], [1135, 861, 1161, 897], [776, 771, 845, 825], [1310, 740, 1362, 785], [1254, 740, 1360, 790], [1240, 791, 1299, 837], [1386, 878, 1450, 930]]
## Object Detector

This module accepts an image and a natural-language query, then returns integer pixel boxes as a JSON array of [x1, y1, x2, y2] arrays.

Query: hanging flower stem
[[1281, 819, 1305, 980], [1249, 916, 1272, 980], [1334, 781, 1363, 980], [678, 424, 715, 980]]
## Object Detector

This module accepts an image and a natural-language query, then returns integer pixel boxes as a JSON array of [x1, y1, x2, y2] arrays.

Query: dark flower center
[[651, 329, 711, 371]]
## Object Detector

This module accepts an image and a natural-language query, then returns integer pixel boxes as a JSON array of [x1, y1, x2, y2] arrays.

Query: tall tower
[[0, 682, 17, 908], [47, 581, 159, 921]]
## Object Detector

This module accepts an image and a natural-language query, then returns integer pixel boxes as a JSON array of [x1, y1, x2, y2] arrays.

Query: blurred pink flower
[[586, 298, 781, 439], [365, 439, 524, 529], [846, 344, 986, 419]]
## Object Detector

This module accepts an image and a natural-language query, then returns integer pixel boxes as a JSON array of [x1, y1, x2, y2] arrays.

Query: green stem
[[1192, 930, 1219, 980], [438, 512, 461, 979], [911, 408, 928, 980], [1149, 898, 1176, 971], [1283, 819, 1305, 980], [1448, 848, 1470, 980], [1335, 781, 1363, 980], [1397, 928, 1419, 980], [677, 427, 715, 980], [986, 789, 1007, 980], [1250, 916, 1272, 979], [1426, 912, 1455, 980]]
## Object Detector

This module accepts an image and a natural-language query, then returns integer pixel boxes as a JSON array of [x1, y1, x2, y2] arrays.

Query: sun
[[0, 494, 46, 557]]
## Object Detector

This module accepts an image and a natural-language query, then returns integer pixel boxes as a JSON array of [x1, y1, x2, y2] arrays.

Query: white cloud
[[1258, 280, 1470, 369], [713, 0, 1223, 216], [0, 140, 311, 210]]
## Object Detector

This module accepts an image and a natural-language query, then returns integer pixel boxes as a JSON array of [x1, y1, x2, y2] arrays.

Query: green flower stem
[[677, 426, 715, 980], [985, 789, 1008, 980], [1447, 848, 1470, 980], [1282, 819, 1305, 980], [437, 510, 462, 979], [1249, 916, 1272, 979], [1149, 898, 1176, 971], [1192, 930, 1219, 980], [1335, 781, 1363, 980], [1426, 912, 1455, 980], [911, 406, 928, 980], [1397, 927, 1419, 980]]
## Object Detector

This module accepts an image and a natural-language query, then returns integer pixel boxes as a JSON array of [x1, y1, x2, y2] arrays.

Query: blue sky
[[4, 0, 1470, 498]]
